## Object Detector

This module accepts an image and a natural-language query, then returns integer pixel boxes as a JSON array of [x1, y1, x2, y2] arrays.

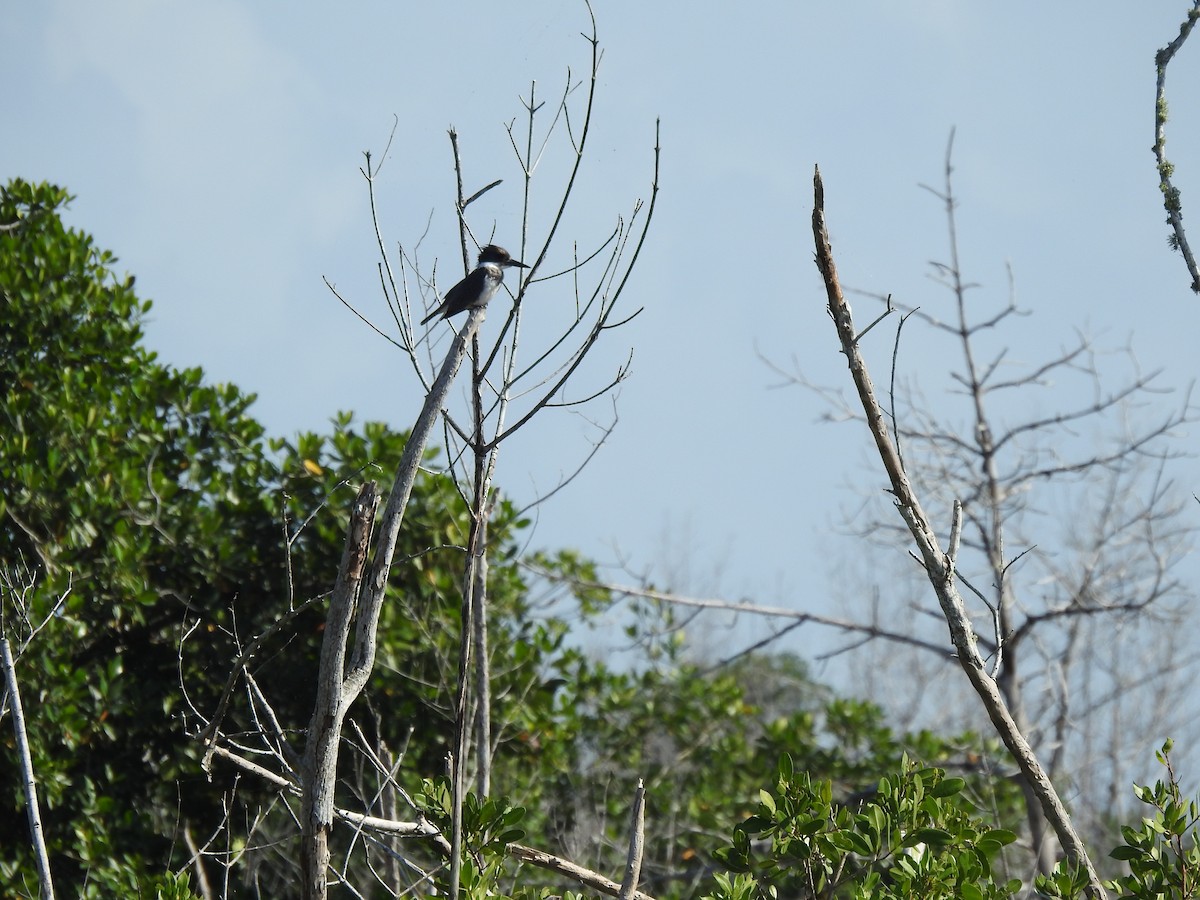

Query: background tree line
[[0, 174, 1028, 898], [5, 4, 1200, 897]]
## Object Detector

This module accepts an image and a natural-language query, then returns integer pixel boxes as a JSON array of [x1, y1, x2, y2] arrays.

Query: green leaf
[[905, 827, 953, 847], [778, 752, 794, 780], [1109, 845, 1144, 861], [759, 789, 777, 815], [930, 776, 966, 798]]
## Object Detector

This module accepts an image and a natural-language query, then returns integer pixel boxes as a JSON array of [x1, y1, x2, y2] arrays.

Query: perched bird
[[420, 244, 528, 325]]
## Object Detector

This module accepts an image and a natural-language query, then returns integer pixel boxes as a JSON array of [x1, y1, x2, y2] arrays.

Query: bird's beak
[[510, 259, 529, 268]]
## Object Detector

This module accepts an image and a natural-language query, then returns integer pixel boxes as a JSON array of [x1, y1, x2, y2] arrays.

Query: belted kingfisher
[[420, 244, 528, 325]]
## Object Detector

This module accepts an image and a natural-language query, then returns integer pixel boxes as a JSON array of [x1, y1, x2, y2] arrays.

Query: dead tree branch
[[810, 165, 1106, 899], [523, 563, 954, 659], [300, 307, 486, 900], [1153, 0, 1200, 293], [618, 779, 646, 900], [509, 842, 656, 900]]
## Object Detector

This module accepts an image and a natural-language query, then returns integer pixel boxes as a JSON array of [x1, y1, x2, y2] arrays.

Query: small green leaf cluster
[[417, 777, 528, 855], [1095, 740, 1198, 900], [493, 648, 1021, 899], [415, 780, 537, 899], [710, 753, 1021, 900], [1038, 741, 1200, 900]]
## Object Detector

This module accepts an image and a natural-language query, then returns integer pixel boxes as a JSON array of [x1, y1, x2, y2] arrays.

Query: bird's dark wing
[[420, 269, 480, 325], [421, 277, 463, 325]]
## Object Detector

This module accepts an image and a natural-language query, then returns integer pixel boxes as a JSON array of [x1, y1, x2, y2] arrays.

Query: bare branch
[[301, 480, 380, 898], [525, 565, 954, 659], [195, 592, 327, 770], [810, 165, 1106, 898], [486, 120, 660, 450], [461, 178, 503, 210], [618, 780, 646, 900], [1153, 0, 1200, 293], [516, 405, 619, 517], [509, 842, 657, 900]]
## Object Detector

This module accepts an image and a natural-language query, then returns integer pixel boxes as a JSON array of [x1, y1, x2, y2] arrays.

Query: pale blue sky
[[5, 2, 1200, 694]]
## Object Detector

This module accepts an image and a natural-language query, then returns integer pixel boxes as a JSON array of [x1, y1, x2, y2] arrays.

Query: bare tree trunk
[[468, 316, 492, 799], [449, 542, 475, 900], [300, 482, 378, 900], [472, 513, 491, 796], [932, 143, 1065, 878], [300, 309, 485, 899], [2, 636, 55, 900]]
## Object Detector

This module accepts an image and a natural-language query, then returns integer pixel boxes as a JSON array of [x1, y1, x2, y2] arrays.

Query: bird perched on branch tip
[[420, 244, 528, 325]]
